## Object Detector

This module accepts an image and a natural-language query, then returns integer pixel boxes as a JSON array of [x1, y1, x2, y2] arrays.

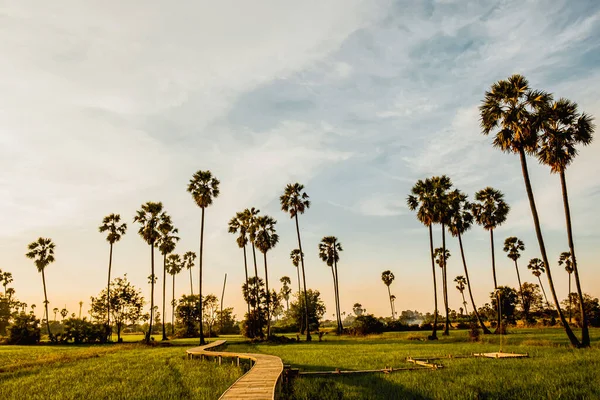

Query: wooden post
[[218, 355, 222, 365], [236, 357, 240, 367]]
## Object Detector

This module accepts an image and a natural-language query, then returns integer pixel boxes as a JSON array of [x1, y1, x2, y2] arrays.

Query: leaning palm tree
[[503, 237, 527, 319], [187, 170, 220, 345], [25, 237, 56, 341], [158, 214, 180, 340], [407, 178, 440, 340], [98, 213, 127, 338], [182, 251, 197, 296], [558, 251, 574, 324], [319, 236, 343, 334], [537, 98, 594, 346], [166, 254, 183, 335], [454, 276, 468, 315], [480, 74, 580, 347], [280, 183, 312, 341], [228, 212, 251, 315], [527, 258, 550, 307], [446, 189, 491, 334], [472, 187, 509, 333], [381, 270, 396, 320], [133, 201, 163, 344], [253, 215, 279, 337]]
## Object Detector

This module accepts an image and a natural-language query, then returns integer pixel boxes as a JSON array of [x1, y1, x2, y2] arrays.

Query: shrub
[[7, 313, 41, 344], [468, 322, 481, 342], [350, 315, 384, 336], [62, 318, 108, 343]]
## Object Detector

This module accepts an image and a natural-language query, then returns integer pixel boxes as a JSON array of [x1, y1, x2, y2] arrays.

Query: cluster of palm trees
[[408, 74, 593, 348]]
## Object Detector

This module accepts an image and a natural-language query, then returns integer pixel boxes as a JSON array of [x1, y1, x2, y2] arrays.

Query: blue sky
[[2, 0, 599, 321]]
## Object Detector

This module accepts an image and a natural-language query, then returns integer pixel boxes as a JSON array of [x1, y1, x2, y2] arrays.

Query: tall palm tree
[[166, 254, 183, 335], [158, 213, 179, 340], [480, 74, 580, 347], [558, 251, 574, 324], [472, 187, 509, 333], [53, 307, 59, 322], [537, 98, 594, 347], [381, 270, 396, 320], [182, 251, 197, 296], [133, 201, 163, 344], [290, 249, 303, 295], [430, 176, 453, 335], [78, 301, 83, 319], [527, 258, 550, 307], [98, 213, 127, 338], [280, 276, 292, 311], [254, 215, 279, 337], [187, 170, 220, 345], [25, 237, 55, 341], [407, 178, 440, 340], [454, 276, 468, 315], [434, 247, 451, 332], [446, 189, 491, 334], [318, 236, 343, 334], [245, 207, 262, 330], [280, 183, 312, 341], [228, 212, 251, 315], [503, 237, 527, 319]]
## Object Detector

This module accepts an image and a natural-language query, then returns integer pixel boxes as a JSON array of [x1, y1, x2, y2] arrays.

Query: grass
[[225, 328, 600, 400], [1, 329, 598, 399], [0, 339, 242, 400]]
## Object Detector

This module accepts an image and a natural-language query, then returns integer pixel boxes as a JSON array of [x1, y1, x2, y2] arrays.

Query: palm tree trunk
[[198, 207, 206, 345], [458, 233, 491, 334], [263, 252, 271, 337], [41, 270, 52, 341], [514, 260, 526, 320], [519, 149, 580, 347], [295, 213, 311, 341], [243, 245, 250, 316], [296, 265, 302, 334], [568, 274, 572, 324], [107, 243, 113, 339], [387, 285, 394, 319], [333, 254, 343, 334], [441, 224, 450, 335], [428, 224, 438, 340], [461, 292, 468, 314], [220, 274, 227, 333], [490, 229, 502, 333], [538, 276, 549, 307], [559, 170, 589, 347], [172, 273, 176, 335], [162, 253, 168, 340], [189, 268, 194, 296], [251, 243, 262, 336], [330, 267, 339, 332], [147, 243, 154, 344]]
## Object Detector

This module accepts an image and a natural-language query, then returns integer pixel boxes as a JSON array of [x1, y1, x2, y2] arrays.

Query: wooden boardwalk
[[186, 340, 284, 400]]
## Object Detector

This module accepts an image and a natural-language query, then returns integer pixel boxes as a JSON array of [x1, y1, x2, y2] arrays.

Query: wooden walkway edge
[[186, 340, 284, 400]]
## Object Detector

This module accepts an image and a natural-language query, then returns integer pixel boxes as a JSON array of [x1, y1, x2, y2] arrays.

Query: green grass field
[[1, 329, 598, 399]]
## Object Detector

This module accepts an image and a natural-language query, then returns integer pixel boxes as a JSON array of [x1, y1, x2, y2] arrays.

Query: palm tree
[[527, 258, 550, 307], [79, 301, 83, 319], [253, 215, 279, 337], [182, 251, 197, 296], [290, 249, 303, 295], [245, 207, 262, 330], [558, 251, 574, 324], [503, 237, 527, 319], [166, 254, 183, 335], [446, 189, 491, 334], [98, 213, 127, 338], [280, 276, 292, 311], [390, 295, 396, 319], [53, 307, 59, 322], [228, 212, 251, 315], [381, 270, 396, 320], [133, 201, 163, 344], [158, 213, 179, 340], [25, 237, 55, 341], [454, 276, 468, 315], [480, 74, 580, 347], [472, 187, 509, 332], [318, 236, 343, 334], [1, 271, 13, 294], [537, 98, 594, 347], [280, 183, 312, 341], [407, 178, 440, 340], [187, 170, 220, 345]]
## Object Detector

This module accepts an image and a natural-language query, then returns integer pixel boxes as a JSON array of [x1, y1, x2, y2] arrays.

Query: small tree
[[289, 290, 325, 334], [176, 294, 201, 338], [202, 294, 219, 337]]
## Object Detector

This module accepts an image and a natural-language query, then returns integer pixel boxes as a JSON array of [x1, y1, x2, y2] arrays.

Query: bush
[[385, 319, 409, 331], [62, 318, 108, 343], [350, 315, 384, 336], [7, 313, 41, 344], [468, 322, 481, 342]]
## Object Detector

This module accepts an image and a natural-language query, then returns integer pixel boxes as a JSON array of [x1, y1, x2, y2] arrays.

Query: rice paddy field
[[1, 328, 599, 399]]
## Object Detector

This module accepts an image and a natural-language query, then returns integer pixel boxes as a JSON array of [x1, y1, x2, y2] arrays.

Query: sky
[[2, 0, 600, 323]]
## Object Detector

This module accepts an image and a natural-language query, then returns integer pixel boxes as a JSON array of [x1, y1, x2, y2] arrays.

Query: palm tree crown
[[290, 249, 303, 267], [166, 254, 183, 276], [471, 187, 510, 230], [318, 236, 343, 266], [157, 214, 180, 256], [280, 183, 310, 217], [133, 202, 164, 245], [99, 214, 127, 244], [26, 238, 56, 272], [537, 98, 594, 173], [503, 236, 525, 261], [454, 276, 466, 292], [381, 270, 395, 287], [527, 258, 545, 277], [434, 248, 451, 269], [558, 251, 574, 274], [254, 216, 279, 254], [187, 170, 220, 208], [228, 212, 249, 248], [446, 190, 473, 237]]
